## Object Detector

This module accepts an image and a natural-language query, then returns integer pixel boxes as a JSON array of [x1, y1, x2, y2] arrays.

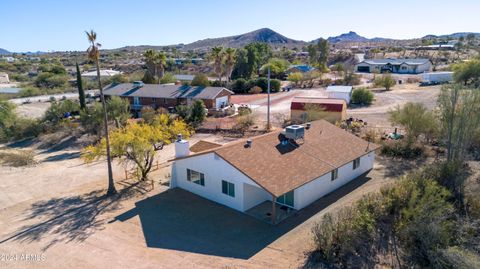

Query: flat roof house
[[326, 85, 353, 104], [356, 58, 431, 74], [103, 82, 233, 114], [291, 97, 347, 124], [170, 120, 380, 224], [82, 69, 122, 79]]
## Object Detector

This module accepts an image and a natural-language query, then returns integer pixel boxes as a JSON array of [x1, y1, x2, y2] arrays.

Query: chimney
[[175, 134, 189, 158], [245, 139, 252, 148], [306, 122, 311, 129]]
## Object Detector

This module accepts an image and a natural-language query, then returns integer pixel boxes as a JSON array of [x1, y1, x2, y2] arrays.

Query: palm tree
[[144, 50, 167, 83], [210, 46, 224, 84], [224, 48, 236, 82], [86, 30, 116, 196]]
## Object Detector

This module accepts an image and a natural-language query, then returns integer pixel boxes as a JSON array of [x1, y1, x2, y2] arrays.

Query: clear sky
[[2, 0, 479, 52]]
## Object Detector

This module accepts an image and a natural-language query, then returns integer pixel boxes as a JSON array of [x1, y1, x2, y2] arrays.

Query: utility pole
[[267, 65, 271, 131]]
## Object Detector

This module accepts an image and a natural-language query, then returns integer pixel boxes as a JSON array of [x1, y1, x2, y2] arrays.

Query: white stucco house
[[81, 69, 122, 79], [356, 58, 431, 74], [326, 86, 353, 104], [170, 120, 379, 224]]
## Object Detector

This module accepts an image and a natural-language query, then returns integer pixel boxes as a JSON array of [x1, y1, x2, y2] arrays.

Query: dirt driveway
[[0, 133, 421, 269], [237, 84, 441, 128]]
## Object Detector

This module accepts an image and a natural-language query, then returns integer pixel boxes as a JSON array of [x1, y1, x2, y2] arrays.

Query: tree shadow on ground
[[0, 180, 152, 251], [43, 151, 81, 162], [114, 172, 374, 259]]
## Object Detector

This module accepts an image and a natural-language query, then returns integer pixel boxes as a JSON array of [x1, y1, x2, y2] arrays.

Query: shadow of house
[[114, 172, 373, 259]]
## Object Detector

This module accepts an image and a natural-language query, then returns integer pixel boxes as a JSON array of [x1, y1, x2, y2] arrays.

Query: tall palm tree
[[86, 30, 116, 196], [210, 46, 224, 84], [224, 48, 236, 82], [144, 50, 167, 83]]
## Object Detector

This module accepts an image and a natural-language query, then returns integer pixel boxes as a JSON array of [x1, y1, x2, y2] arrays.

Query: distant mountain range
[[0, 48, 11, 55], [5, 29, 480, 54], [422, 32, 480, 39]]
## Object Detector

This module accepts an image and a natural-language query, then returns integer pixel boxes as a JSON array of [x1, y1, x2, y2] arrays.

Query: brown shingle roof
[[189, 140, 222, 153], [176, 120, 380, 197]]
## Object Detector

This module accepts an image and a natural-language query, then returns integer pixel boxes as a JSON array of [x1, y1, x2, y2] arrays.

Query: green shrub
[[191, 73, 210, 87], [374, 74, 396, 90], [231, 78, 248, 93], [381, 140, 424, 158], [159, 73, 177, 84], [351, 87, 374, 105]]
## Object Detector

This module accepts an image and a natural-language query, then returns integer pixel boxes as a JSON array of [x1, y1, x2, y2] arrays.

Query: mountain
[[181, 28, 307, 51], [0, 48, 10, 55], [326, 31, 369, 43]]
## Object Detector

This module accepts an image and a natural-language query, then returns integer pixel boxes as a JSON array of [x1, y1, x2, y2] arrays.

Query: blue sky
[[2, 0, 479, 52]]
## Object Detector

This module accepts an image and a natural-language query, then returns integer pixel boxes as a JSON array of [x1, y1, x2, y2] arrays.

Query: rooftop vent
[[133, 81, 144, 88], [177, 134, 183, 142], [284, 125, 305, 140]]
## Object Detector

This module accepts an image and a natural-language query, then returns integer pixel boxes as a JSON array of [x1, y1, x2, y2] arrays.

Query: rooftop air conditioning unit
[[284, 125, 305, 140]]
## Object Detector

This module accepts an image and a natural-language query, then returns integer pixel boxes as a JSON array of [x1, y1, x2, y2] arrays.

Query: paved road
[[9, 90, 98, 105]]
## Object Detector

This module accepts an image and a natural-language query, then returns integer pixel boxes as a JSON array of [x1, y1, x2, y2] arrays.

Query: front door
[[276, 190, 294, 208]]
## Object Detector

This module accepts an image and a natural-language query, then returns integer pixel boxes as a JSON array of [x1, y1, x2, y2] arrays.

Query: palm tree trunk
[[96, 60, 117, 195]]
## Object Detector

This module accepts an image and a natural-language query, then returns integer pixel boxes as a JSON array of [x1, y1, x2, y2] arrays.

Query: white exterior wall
[[243, 183, 272, 211], [215, 96, 229, 109], [293, 151, 375, 210], [171, 153, 269, 212], [327, 92, 351, 104]]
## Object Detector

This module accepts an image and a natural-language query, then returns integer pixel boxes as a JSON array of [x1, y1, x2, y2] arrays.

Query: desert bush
[[249, 86, 262, 94], [231, 78, 248, 93], [234, 114, 255, 132], [312, 174, 456, 268], [381, 140, 424, 158], [0, 150, 37, 167], [191, 73, 210, 87], [351, 87, 374, 105], [374, 74, 396, 90]]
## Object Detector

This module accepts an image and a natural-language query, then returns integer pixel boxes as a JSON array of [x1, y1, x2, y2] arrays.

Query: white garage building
[[170, 120, 379, 224], [326, 86, 353, 104]]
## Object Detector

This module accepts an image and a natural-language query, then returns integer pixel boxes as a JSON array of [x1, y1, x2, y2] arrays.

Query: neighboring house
[[0, 57, 15, 63], [356, 58, 431, 74], [0, 73, 9, 84], [291, 97, 347, 124], [103, 81, 233, 113], [286, 65, 316, 74], [81, 69, 122, 79], [326, 86, 353, 104], [170, 120, 380, 224]]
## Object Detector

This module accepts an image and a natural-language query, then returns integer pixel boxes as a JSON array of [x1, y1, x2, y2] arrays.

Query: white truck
[[421, 72, 454, 85]]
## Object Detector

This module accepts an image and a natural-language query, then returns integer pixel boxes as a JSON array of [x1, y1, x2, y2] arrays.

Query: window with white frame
[[221, 180, 235, 197], [187, 169, 205, 186], [353, 158, 361, 170], [331, 168, 338, 181]]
